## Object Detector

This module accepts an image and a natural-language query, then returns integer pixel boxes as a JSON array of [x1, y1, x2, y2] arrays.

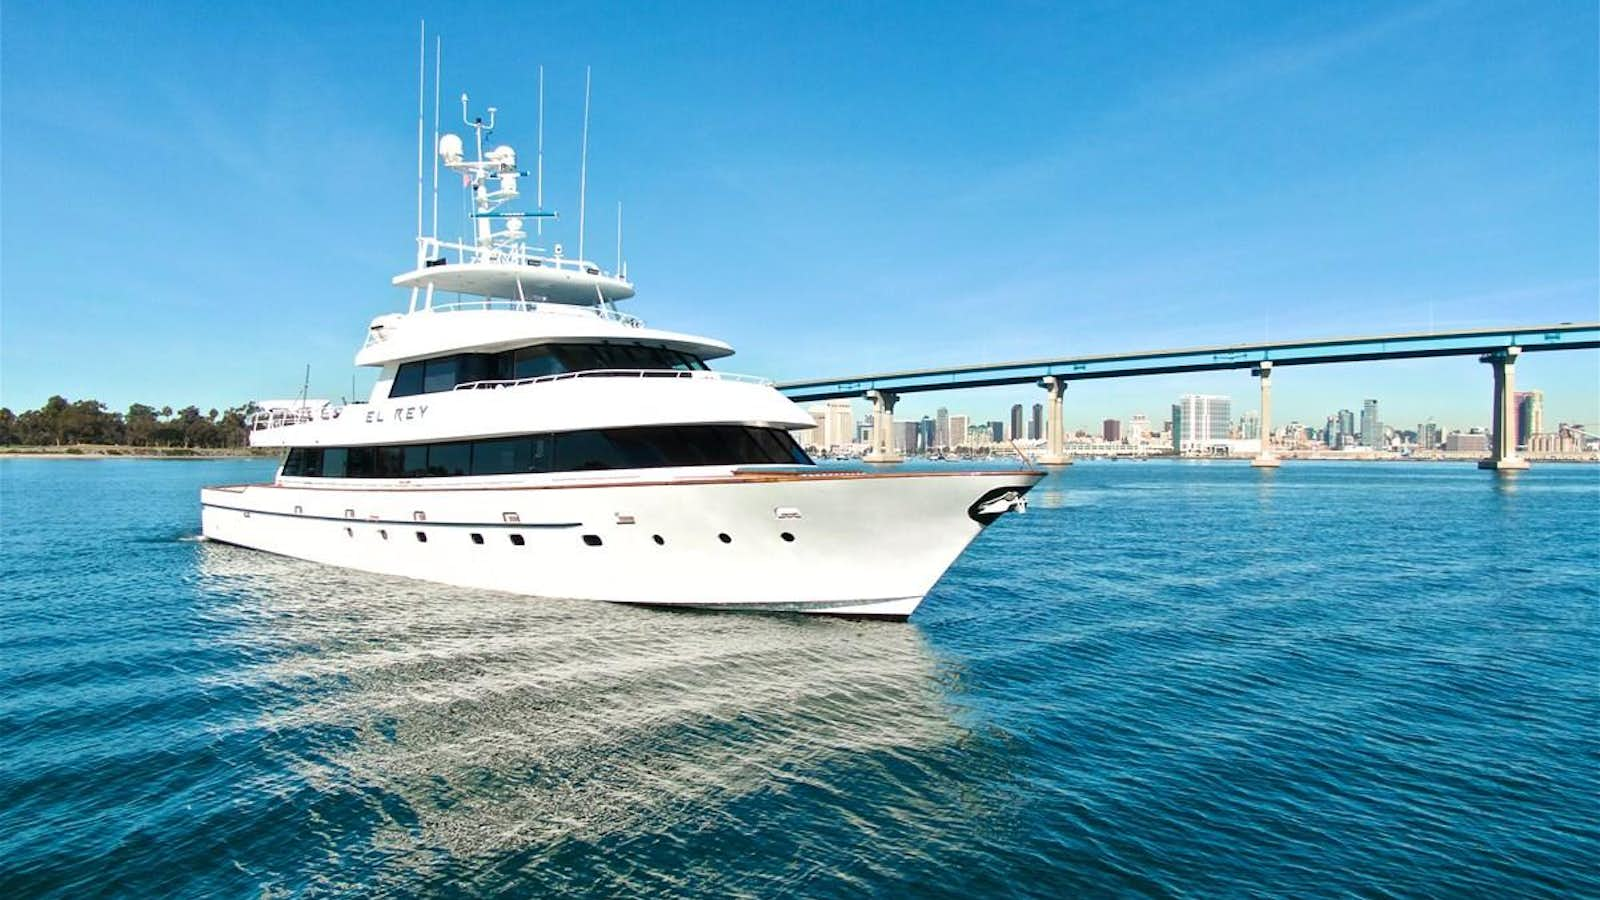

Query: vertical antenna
[[616, 201, 623, 275], [415, 20, 426, 261], [430, 36, 441, 242], [536, 66, 545, 238], [578, 65, 591, 261]]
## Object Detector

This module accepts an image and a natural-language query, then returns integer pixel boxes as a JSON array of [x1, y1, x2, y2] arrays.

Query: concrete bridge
[[774, 322, 1600, 471]]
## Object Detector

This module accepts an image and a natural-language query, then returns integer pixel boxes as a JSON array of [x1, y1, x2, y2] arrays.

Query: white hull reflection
[[198, 543, 967, 859]]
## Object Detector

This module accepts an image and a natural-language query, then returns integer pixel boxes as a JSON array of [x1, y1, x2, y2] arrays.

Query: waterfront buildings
[[1172, 394, 1232, 454], [827, 400, 855, 450], [1418, 422, 1441, 451], [1128, 414, 1149, 444], [1445, 430, 1490, 453], [1361, 399, 1381, 449], [949, 414, 970, 449], [898, 420, 920, 453], [800, 400, 856, 451], [1515, 390, 1543, 449], [1527, 424, 1586, 454], [1239, 410, 1260, 440], [796, 386, 1578, 461]]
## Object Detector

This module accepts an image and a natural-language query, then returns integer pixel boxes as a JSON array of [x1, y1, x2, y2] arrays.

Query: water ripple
[[1, 458, 1596, 897]]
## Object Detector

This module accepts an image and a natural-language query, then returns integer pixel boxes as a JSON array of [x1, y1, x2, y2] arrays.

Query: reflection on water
[[197, 544, 960, 864]]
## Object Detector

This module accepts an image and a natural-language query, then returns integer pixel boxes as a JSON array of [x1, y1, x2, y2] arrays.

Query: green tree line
[[0, 396, 256, 448]]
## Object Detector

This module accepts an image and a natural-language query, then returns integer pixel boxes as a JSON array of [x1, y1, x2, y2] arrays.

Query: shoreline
[[0, 446, 277, 460]]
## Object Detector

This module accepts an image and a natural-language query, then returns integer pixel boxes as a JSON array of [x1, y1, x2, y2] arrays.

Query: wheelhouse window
[[390, 342, 711, 398], [278, 425, 811, 479]]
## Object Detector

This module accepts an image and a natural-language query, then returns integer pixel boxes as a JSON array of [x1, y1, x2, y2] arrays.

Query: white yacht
[[200, 89, 1040, 619]]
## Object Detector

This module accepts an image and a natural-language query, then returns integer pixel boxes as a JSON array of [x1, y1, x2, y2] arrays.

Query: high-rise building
[[989, 421, 1005, 443], [1102, 418, 1122, 442], [919, 416, 935, 452], [1030, 403, 1043, 441], [825, 399, 854, 450], [1009, 404, 1024, 442], [1335, 409, 1357, 448], [897, 420, 920, 453], [948, 414, 969, 448], [1417, 422, 1441, 450], [1127, 414, 1149, 443], [1172, 395, 1231, 453], [803, 404, 829, 449], [935, 407, 950, 449], [1238, 410, 1260, 440], [1361, 399, 1380, 448], [1515, 390, 1543, 449]]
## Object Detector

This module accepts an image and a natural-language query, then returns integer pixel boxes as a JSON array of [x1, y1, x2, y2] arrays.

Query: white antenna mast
[[578, 65, 591, 262], [430, 36, 441, 242], [536, 65, 544, 238], [616, 201, 623, 275], [414, 20, 426, 264]]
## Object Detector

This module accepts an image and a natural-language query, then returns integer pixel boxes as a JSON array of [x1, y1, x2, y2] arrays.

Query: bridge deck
[[775, 322, 1599, 401]]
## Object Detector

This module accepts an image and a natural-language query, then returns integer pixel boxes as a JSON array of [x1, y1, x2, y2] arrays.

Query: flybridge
[[396, 26, 633, 312]]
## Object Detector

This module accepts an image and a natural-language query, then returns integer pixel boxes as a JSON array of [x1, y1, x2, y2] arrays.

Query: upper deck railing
[[363, 298, 643, 348], [418, 237, 626, 282], [453, 369, 772, 391]]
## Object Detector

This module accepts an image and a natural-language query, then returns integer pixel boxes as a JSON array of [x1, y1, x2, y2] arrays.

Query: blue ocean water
[[1, 457, 1596, 898]]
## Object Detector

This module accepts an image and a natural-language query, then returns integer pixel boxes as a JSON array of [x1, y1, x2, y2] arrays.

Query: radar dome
[[438, 133, 464, 163], [488, 145, 517, 167]]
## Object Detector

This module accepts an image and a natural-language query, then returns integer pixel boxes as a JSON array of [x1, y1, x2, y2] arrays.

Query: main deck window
[[390, 343, 710, 398], [279, 425, 810, 478]]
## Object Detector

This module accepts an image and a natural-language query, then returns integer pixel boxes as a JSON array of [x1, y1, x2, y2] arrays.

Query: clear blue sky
[[3, 1, 1596, 433]]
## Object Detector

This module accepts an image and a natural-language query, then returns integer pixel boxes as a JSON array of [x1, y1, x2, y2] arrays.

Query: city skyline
[[809, 380, 1586, 448], [798, 383, 1589, 455]]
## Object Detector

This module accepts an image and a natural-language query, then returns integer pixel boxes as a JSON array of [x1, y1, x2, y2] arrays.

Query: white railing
[[427, 298, 644, 328], [453, 369, 772, 391], [417, 237, 626, 281], [362, 300, 644, 348]]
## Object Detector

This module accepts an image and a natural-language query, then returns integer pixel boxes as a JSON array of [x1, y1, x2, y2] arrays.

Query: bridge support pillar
[[863, 390, 904, 463], [1250, 362, 1281, 468], [1478, 347, 1530, 471], [1039, 376, 1072, 466]]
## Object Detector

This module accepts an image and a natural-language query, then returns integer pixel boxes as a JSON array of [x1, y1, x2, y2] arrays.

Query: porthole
[[470, 533, 485, 545], [780, 532, 795, 542], [652, 534, 665, 546], [416, 531, 428, 543], [718, 533, 732, 544], [509, 534, 525, 546], [583, 534, 603, 547]]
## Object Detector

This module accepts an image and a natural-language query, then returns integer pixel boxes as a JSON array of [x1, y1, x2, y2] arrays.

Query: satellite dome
[[438, 133, 464, 163]]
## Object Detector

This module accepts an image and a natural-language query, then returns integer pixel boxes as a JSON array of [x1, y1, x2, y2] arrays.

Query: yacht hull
[[200, 470, 1041, 619]]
